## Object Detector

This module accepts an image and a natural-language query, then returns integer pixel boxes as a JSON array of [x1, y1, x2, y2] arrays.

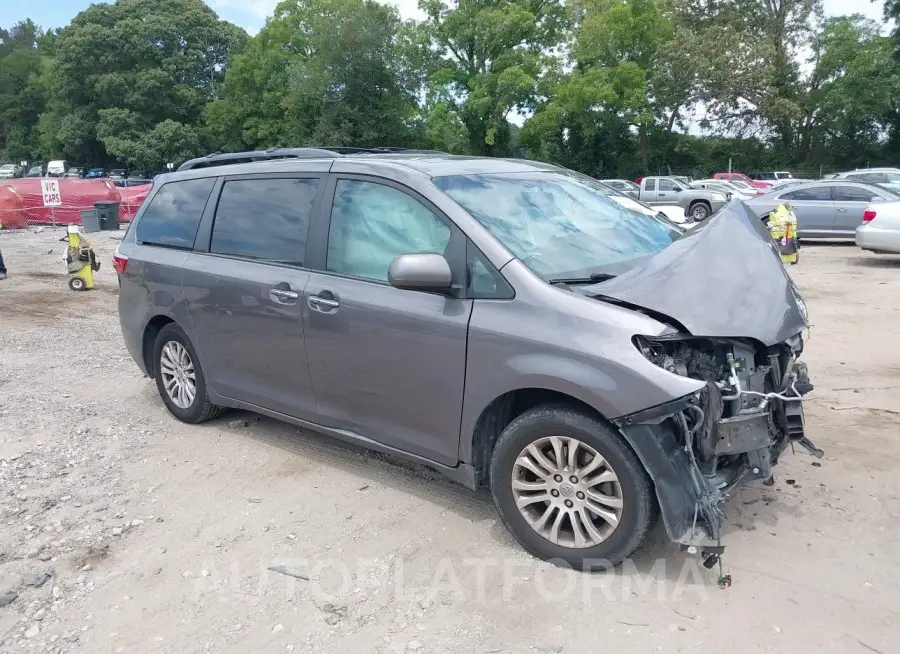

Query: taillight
[[862, 209, 876, 223], [113, 253, 128, 274]]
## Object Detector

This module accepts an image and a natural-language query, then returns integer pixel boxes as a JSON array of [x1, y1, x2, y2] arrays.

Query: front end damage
[[615, 334, 821, 564]]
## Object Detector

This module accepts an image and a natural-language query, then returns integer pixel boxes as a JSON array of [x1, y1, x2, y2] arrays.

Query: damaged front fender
[[618, 420, 723, 549]]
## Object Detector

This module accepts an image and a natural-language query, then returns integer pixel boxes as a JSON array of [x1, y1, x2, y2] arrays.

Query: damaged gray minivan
[[116, 150, 819, 569]]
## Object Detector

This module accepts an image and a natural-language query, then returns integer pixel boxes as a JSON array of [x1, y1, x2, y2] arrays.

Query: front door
[[184, 175, 323, 419], [780, 185, 834, 236], [303, 177, 472, 466]]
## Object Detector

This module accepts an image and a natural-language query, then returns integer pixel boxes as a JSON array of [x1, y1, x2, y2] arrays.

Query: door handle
[[308, 295, 340, 310], [270, 288, 299, 301], [836, 208, 848, 213]]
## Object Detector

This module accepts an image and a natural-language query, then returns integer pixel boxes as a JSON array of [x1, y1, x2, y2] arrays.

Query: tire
[[152, 323, 224, 424], [689, 202, 711, 221], [68, 276, 86, 292], [489, 405, 654, 570]]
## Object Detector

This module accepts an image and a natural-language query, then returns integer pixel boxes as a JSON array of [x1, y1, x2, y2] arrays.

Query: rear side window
[[658, 179, 677, 191], [644, 179, 656, 191], [848, 173, 884, 184], [833, 185, 878, 202], [210, 178, 319, 266], [782, 186, 831, 201], [136, 178, 216, 248]]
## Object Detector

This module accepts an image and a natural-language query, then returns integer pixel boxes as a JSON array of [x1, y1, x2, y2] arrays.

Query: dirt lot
[[1, 227, 898, 653]]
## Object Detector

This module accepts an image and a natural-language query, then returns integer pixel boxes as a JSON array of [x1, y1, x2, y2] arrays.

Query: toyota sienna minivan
[[116, 148, 819, 569]]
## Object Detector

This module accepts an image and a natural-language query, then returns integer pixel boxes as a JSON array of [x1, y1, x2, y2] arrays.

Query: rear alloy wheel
[[689, 202, 711, 221], [153, 323, 223, 424], [490, 406, 654, 569]]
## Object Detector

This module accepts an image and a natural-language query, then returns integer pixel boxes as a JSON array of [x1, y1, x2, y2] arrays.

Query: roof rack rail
[[176, 146, 448, 172], [177, 147, 341, 172]]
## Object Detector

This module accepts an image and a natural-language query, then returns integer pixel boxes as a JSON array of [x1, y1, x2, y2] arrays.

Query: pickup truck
[[637, 176, 728, 221]]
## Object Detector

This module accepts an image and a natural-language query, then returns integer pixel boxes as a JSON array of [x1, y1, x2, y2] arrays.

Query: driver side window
[[326, 180, 451, 283]]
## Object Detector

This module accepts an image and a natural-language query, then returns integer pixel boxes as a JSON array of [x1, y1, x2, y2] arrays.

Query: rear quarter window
[[135, 178, 216, 249]]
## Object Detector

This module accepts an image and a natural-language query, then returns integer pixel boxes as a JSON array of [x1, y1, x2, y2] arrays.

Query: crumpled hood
[[590, 200, 808, 346]]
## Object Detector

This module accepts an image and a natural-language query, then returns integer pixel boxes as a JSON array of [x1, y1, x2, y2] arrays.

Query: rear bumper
[[856, 224, 900, 254]]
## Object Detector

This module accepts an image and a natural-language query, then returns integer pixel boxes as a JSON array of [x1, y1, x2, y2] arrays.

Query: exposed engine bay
[[626, 334, 821, 564]]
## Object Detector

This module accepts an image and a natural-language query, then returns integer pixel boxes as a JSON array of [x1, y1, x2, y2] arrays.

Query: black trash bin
[[94, 201, 120, 231]]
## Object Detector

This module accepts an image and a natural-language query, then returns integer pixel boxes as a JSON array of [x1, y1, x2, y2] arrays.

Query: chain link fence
[[0, 179, 150, 230]]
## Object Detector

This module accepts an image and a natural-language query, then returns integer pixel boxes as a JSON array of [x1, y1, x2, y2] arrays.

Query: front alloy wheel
[[512, 436, 623, 548], [690, 203, 711, 221], [490, 406, 654, 569]]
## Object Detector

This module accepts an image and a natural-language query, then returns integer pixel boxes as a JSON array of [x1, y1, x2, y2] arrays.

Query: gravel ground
[[0, 227, 899, 653]]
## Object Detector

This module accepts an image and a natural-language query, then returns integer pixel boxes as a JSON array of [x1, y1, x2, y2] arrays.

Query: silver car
[[116, 149, 817, 569], [832, 168, 900, 193], [0, 164, 22, 180], [600, 179, 640, 200], [856, 200, 900, 254], [744, 180, 899, 238]]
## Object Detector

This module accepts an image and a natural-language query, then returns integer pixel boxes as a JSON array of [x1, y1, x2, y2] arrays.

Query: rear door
[[831, 184, 884, 235], [780, 185, 834, 236], [302, 174, 472, 466], [183, 171, 326, 420], [657, 178, 679, 205]]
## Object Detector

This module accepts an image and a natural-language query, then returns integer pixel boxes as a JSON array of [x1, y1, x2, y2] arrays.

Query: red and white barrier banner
[[0, 179, 152, 229]]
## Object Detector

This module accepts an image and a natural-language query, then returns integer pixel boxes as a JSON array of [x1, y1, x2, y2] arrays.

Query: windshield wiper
[[548, 272, 617, 285]]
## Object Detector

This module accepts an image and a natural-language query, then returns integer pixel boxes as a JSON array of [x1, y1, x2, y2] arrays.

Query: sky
[[0, 0, 888, 36]]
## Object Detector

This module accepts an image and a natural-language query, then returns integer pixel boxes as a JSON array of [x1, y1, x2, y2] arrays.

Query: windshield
[[0, 165, 14, 171], [433, 171, 685, 279]]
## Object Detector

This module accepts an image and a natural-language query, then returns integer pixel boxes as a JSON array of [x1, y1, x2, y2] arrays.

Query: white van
[[47, 160, 68, 177]]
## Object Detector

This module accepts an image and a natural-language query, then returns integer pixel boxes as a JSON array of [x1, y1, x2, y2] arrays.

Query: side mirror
[[388, 253, 453, 292], [672, 186, 682, 192]]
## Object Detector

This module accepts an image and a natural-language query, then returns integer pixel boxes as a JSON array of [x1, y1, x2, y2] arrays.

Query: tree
[[802, 15, 899, 168], [42, 0, 247, 168], [0, 20, 49, 162], [418, 0, 567, 156], [520, 0, 683, 174], [674, 0, 823, 152], [206, 0, 421, 151]]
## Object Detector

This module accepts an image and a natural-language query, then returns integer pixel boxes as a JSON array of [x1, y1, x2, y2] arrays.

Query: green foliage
[[208, 0, 421, 152], [418, 0, 567, 155], [40, 0, 247, 169]]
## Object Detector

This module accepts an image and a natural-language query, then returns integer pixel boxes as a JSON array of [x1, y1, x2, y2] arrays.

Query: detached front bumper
[[615, 360, 821, 557]]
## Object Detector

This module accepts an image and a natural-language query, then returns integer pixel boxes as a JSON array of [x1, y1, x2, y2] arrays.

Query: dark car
[[86, 168, 106, 179], [25, 165, 44, 178], [115, 149, 819, 569]]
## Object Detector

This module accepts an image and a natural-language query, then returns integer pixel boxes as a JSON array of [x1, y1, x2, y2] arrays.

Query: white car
[[0, 164, 22, 179], [610, 194, 696, 228], [856, 201, 900, 254], [692, 179, 756, 200]]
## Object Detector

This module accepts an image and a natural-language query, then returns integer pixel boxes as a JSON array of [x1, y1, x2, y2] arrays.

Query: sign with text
[[41, 179, 62, 207]]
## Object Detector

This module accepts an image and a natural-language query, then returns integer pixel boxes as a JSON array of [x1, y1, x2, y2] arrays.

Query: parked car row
[[602, 166, 900, 250]]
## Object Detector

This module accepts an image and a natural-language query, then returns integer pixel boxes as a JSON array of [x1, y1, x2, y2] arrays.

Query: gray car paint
[[637, 176, 727, 214], [117, 154, 802, 507], [588, 200, 808, 347], [743, 180, 895, 237]]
